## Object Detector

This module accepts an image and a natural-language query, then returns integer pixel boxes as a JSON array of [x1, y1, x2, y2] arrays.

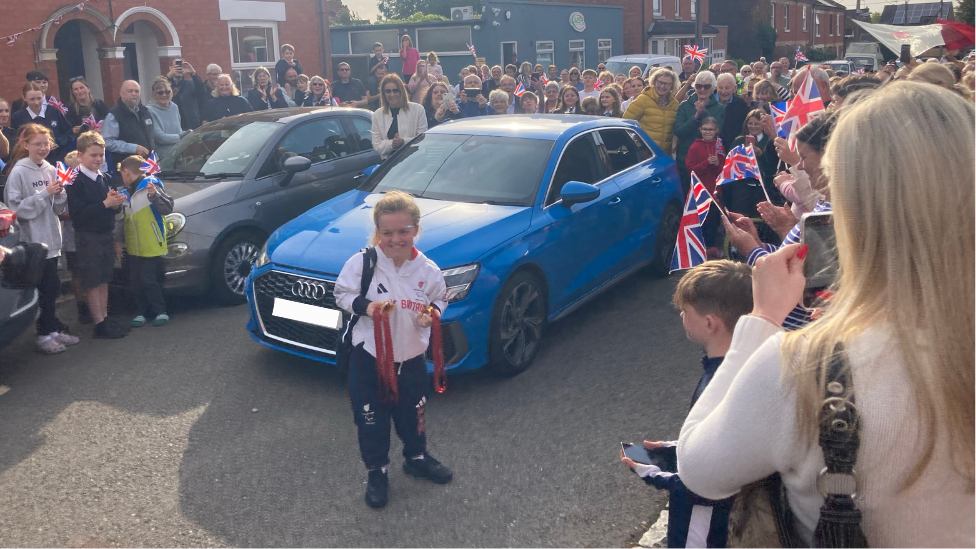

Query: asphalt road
[[0, 271, 702, 547]]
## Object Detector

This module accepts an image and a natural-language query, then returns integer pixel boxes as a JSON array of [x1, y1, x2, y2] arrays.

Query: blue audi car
[[244, 115, 682, 375]]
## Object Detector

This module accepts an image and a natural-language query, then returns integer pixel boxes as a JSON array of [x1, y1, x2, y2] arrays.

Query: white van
[[603, 55, 683, 78]]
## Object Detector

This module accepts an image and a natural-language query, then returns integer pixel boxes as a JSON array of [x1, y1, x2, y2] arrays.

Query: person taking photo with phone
[[621, 260, 753, 548], [678, 81, 974, 549], [422, 82, 461, 129], [334, 190, 453, 509]]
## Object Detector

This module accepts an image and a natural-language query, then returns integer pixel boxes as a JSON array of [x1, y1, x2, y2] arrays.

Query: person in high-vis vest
[[334, 190, 452, 509], [114, 155, 174, 328]]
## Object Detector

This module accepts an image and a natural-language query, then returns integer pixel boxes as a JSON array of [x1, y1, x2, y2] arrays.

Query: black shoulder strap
[[814, 344, 869, 548], [360, 247, 377, 298]]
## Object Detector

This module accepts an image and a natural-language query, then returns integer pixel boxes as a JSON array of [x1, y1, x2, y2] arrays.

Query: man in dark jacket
[[199, 64, 223, 115], [168, 60, 207, 130], [716, 73, 749, 148], [102, 81, 155, 170]]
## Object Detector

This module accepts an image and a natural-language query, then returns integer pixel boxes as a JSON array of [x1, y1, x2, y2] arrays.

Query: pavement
[[0, 270, 701, 547]]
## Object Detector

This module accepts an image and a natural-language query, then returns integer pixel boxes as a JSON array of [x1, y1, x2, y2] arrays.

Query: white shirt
[[28, 105, 48, 119], [78, 165, 102, 181], [370, 102, 428, 160], [579, 89, 601, 101], [678, 316, 975, 547], [334, 246, 447, 363]]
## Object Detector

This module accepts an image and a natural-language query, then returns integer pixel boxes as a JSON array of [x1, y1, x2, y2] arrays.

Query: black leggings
[[37, 257, 61, 335]]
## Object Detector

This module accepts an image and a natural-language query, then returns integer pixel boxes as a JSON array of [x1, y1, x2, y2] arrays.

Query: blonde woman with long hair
[[370, 74, 427, 160], [677, 82, 974, 547]]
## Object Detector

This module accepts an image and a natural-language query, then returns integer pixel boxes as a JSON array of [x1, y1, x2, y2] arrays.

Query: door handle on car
[[607, 197, 621, 207], [353, 172, 366, 180], [650, 176, 662, 186]]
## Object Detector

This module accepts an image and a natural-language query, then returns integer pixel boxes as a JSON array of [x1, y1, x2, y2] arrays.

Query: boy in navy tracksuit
[[621, 260, 753, 548]]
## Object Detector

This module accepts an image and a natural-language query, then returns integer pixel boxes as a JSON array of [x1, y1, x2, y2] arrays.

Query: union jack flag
[[540, 74, 550, 85], [795, 46, 808, 63], [594, 79, 604, 89], [466, 44, 477, 57], [141, 152, 160, 175], [770, 101, 788, 137], [56, 161, 78, 186], [83, 114, 103, 132], [718, 144, 761, 186], [47, 96, 68, 115], [514, 82, 525, 97], [382, 55, 389, 65], [5, 34, 17, 46], [780, 73, 824, 139], [683, 45, 708, 64], [669, 172, 713, 272], [75, 2, 85, 10]]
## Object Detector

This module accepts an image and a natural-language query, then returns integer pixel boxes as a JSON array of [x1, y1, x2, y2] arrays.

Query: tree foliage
[[755, 23, 778, 60], [870, 11, 882, 23], [330, 8, 370, 26], [377, 0, 481, 20], [958, 0, 975, 26]]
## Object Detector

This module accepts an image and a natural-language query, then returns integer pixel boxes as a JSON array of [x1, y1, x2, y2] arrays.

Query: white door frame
[[500, 41, 517, 66]]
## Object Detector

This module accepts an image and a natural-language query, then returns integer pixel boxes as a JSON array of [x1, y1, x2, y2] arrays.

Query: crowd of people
[[1, 38, 974, 542]]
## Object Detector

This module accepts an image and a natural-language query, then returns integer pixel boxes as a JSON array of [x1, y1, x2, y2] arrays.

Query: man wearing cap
[[101, 80, 155, 165], [11, 71, 57, 113]]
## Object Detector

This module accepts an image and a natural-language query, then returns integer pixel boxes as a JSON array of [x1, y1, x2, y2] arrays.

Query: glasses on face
[[383, 88, 401, 94], [742, 70, 752, 75], [339, 68, 350, 72], [701, 127, 717, 133], [695, 84, 712, 90], [155, 90, 172, 96], [311, 83, 325, 87]]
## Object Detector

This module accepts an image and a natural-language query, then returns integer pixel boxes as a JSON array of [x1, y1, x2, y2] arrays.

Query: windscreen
[[365, 133, 554, 207], [159, 121, 280, 177]]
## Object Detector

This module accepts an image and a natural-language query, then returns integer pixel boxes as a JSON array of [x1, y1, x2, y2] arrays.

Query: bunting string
[[3, 1, 98, 46]]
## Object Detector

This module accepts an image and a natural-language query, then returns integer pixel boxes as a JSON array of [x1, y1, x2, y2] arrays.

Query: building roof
[[814, 0, 846, 11], [646, 20, 719, 37], [879, 2, 952, 24]]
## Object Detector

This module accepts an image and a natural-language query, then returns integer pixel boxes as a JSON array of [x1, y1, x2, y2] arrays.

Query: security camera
[[492, 20, 500, 26]]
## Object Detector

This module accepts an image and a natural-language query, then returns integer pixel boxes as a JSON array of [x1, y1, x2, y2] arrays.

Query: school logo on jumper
[[363, 403, 375, 425]]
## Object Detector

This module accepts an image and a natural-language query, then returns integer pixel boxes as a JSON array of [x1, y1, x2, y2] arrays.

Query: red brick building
[[711, 0, 845, 62], [533, 0, 727, 61], [0, 0, 330, 108]]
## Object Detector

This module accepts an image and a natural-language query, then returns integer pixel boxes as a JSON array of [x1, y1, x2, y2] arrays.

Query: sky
[[343, 0, 383, 21]]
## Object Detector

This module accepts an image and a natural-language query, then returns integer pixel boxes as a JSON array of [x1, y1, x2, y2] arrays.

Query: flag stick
[[692, 171, 730, 224]]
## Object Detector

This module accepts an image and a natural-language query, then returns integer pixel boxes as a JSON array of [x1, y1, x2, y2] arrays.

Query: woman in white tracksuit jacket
[[334, 190, 451, 509]]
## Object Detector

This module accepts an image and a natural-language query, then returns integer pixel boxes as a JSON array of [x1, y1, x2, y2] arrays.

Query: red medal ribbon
[[430, 307, 447, 394], [372, 307, 398, 405]]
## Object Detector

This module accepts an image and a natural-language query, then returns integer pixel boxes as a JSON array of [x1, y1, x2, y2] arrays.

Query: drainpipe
[[642, 0, 646, 53], [317, 0, 332, 81]]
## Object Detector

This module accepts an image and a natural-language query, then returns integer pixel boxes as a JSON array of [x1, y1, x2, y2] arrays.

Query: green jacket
[[673, 93, 726, 167], [115, 176, 175, 257]]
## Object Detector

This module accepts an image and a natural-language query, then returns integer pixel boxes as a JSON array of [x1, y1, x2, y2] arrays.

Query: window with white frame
[[816, 14, 820, 37], [536, 40, 554, 67], [674, 39, 680, 56], [569, 39, 585, 69], [416, 26, 472, 54], [784, 4, 790, 31], [803, 7, 807, 31], [675, 0, 680, 19], [598, 39, 612, 63], [837, 14, 841, 35], [228, 21, 278, 92], [653, 0, 662, 16], [690, 0, 696, 19], [703, 37, 712, 63], [651, 39, 659, 54], [771, 3, 776, 28]]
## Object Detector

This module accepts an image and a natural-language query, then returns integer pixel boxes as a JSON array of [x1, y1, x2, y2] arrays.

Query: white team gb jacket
[[334, 246, 448, 363]]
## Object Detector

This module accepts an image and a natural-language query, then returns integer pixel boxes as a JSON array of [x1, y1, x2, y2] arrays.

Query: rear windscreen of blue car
[[366, 134, 554, 207]]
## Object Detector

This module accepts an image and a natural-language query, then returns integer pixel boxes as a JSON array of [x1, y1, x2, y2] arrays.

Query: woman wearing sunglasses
[[147, 77, 189, 158], [673, 71, 725, 195], [370, 74, 427, 160], [301, 76, 339, 107]]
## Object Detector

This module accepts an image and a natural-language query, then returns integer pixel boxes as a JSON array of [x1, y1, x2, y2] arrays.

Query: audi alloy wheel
[[488, 271, 547, 376]]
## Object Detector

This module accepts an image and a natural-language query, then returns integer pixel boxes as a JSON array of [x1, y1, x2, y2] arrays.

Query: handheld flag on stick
[[141, 152, 160, 176], [669, 173, 713, 272], [717, 144, 772, 203], [47, 96, 68, 115], [540, 74, 550, 85], [56, 161, 78, 186], [594, 79, 604, 89], [513, 82, 525, 97], [770, 102, 788, 138], [780, 73, 824, 139], [683, 45, 708, 64], [467, 44, 477, 57], [83, 114, 103, 132], [794, 46, 808, 64]]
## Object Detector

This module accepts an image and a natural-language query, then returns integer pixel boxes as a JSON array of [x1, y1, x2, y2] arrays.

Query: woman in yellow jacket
[[623, 69, 680, 155]]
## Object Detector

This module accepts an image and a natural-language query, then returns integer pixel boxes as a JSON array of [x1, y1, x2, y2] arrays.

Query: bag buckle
[[816, 467, 859, 498]]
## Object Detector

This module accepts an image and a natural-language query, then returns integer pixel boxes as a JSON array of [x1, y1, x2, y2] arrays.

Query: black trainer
[[93, 319, 129, 339], [365, 469, 389, 508], [403, 453, 453, 484]]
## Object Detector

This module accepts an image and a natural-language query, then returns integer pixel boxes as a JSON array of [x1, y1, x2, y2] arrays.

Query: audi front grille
[[253, 270, 345, 355]]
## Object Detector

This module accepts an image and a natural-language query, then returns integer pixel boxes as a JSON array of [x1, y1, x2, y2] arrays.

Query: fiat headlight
[[442, 263, 480, 302], [163, 213, 186, 238]]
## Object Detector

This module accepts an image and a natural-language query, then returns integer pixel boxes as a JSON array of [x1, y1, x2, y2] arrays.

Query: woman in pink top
[[399, 35, 420, 81]]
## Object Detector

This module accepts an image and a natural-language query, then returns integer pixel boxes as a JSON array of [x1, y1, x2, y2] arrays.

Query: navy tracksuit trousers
[[348, 344, 428, 470]]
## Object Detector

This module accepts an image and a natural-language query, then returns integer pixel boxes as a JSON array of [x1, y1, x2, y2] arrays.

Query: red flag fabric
[[937, 20, 975, 51]]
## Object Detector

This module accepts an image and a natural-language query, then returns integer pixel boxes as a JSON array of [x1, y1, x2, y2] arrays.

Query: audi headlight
[[442, 263, 480, 302], [254, 241, 270, 269], [164, 213, 186, 238]]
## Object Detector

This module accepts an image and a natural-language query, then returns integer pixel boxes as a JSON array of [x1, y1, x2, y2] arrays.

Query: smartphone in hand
[[621, 442, 677, 472], [800, 211, 838, 290]]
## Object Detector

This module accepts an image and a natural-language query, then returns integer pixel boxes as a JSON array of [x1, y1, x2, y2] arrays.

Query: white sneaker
[[36, 335, 67, 355], [51, 332, 80, 346]]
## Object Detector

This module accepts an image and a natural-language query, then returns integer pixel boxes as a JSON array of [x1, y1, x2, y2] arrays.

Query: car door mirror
[[279, 156, 312, 188], [559, 181, 600, 206]]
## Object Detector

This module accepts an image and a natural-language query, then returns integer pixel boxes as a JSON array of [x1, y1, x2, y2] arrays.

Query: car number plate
[[272, 298, 342, 329]]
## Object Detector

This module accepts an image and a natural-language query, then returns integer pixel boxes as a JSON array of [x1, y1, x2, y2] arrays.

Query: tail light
[[0, 209, 16, 238]]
